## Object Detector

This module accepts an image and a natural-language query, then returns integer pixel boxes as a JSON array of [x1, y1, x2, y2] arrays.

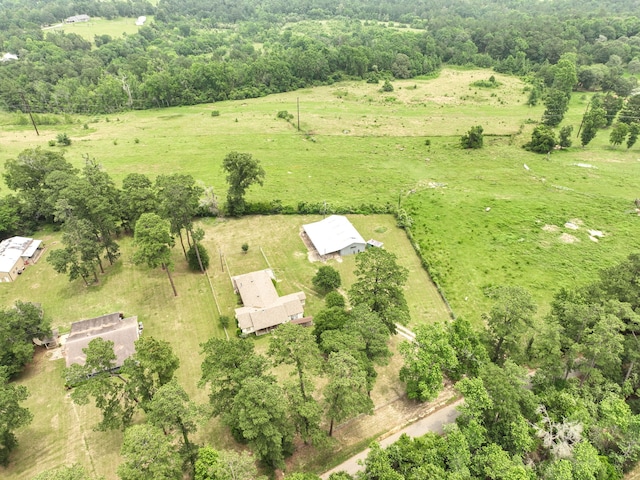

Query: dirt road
[[320, 398, 463, 479]]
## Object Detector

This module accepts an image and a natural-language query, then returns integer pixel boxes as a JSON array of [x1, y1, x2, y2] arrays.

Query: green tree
[[230, 377, 294, 468], [542, 89, 570, 127], [325, 291, 346, 309], [552, 55, 578, 95], [627, 123, 640, 149], [447, 316, 489, 380], [147, 380, 204, 475], [133, 213, 178, 296], [187, 242, 210, 272], [268, 323, 323, 443], [324, 351, 373, 436], [618, 95, 640, 125], [602, 93, 624, 127], [312, 265, 341, 293], [399, 322, 457, 402], [580, 105, 607, 147], [155, 173, 203, 259], [349, 247, 410, 335], [313, 307, 349, 343], [0, 368, 33, 466], [558, 125, 573, 148], [118, 424, 182, 480], [120, 173, 158, 233], [0, 301, 49, 377], [222, 151, 265, 216], [460, 125, 484, 149], [3, 147, 76, 222], [484, 286, 537, 363], [610, 123, 629, 148], [64, 336, 179, 431], [199, 338, 270, 421], [524, 125, 557, 153]]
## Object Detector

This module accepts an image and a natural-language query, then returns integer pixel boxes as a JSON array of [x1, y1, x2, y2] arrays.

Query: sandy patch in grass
[[564, 222, 579, 230], [559, 233, 579, 243], [574, 163, 596, 168], [542, 224, 560, 233]]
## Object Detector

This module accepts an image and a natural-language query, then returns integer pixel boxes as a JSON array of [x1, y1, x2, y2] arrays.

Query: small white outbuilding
[[302, 215, 366, 256]]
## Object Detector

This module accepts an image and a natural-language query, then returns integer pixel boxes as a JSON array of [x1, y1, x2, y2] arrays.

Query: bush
[[312, 266, 341, 293], [277, 110, 293, 120], [460, 125, 484, 149], [219, 315, 231, 329], [186, 243, 210, 271], [381, 80, 394, 92], [211, 110, 220, 117], [241, 242, 249, 253], [325, 291, 346, 308], [56, 133, 71, 146], [48, 140, 56, 147], [523, 125, 557, 153]]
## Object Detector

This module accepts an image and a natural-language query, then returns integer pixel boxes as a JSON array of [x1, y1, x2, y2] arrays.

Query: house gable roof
[[65, 313, 139, 368], [302, 215, 366, 255], [0, 236, 40, 272], [232, 270, 305, 333]]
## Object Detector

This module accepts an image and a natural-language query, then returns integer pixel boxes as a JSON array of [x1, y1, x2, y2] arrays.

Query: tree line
[[1, 0, 640, 114]]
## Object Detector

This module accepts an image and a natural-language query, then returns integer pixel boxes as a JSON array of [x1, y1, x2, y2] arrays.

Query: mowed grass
[[41, 16, 154, 43], [2, 214, 448, 479]]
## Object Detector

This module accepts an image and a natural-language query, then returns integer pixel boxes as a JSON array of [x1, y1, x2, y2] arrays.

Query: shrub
[[460, 125, 484, 149], [312, 266, 341, 293], [219, 315, 231, 329], [241, 242, 249, 253], [325, 291, 346, 309], [211, 110, 220, 117], [558, 125, 573, 148], [277, 110, 293, 120], [56, 133, 71, 146], [523, 125, 557, 153], [48, 140, 56, 147], [381, 80, 394, 92], [186, 243, 210, 271]]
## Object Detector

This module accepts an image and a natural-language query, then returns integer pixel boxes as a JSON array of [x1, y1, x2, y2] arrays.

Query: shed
[[367, 239, 384, 248], [65, 312, 141, 368], [232, 269, 308, 335], [0, 236, 43, 282], [65, 14, 90, 23], [1, 53, 18, 62], [302, 215, 366, 256], [135, 16, 146, 26]]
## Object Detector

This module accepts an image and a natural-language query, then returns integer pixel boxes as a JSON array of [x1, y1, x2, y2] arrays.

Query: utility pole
[[20, 93, 39, 136]]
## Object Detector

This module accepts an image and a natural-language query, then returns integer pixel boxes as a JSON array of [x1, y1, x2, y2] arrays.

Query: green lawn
[[41, 16, 155, 44], [2, 214, 448, 479]]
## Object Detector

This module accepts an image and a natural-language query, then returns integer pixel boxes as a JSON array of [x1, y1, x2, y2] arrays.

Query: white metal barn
[[303, 215, 366, 256]]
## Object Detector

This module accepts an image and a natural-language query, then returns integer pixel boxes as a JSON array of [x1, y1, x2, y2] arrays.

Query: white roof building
[[1, 53, 18, 62], [135, 16, 147, 26], [65, 14, 90, 23], [303, 215, 366, 256], [0, 236, 43, 282]]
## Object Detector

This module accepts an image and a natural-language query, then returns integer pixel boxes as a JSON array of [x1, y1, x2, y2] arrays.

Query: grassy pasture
[[2, 67, 640, 476], [1, 68, 639, 319], [2, 214, 446, 479], [42, 17, 154, 43]]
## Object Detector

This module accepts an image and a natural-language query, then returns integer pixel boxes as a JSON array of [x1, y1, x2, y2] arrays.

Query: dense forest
[[1, 0, 640, 113]]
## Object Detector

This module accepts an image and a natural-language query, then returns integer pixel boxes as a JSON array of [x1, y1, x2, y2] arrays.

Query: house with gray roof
[[65, 312, 141, 368], [231, 269, 310, 335]]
